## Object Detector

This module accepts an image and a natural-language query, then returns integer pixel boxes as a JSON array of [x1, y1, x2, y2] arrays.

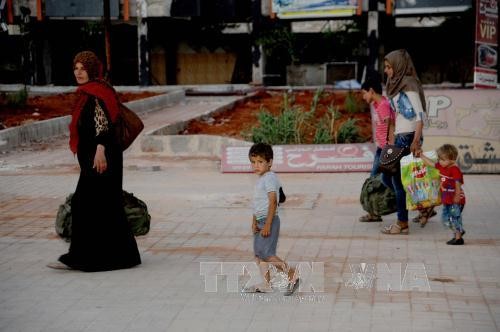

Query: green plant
[[337, 118, 362, 143], [256, 26, 297, 64], [344, 91, 360, 114], [250, 108, 294, 144], [243, 90, 366, 145], [6, 87, 28, 107], [313, 118, 333, 144], [310, 88, 324, 113], [313, 105, 339, 144]]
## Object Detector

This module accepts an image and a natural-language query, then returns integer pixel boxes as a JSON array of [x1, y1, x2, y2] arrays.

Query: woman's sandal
[[419, 216, 429, 228], [381, 223, 409, 235], [412, 209, 437, 223]]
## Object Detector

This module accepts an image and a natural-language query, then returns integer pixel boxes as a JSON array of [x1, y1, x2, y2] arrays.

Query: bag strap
[[385, 117, 391, 146]]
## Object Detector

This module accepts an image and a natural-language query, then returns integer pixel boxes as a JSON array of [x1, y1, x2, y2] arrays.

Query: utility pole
[[137, 0, 150, 86], [365, 0, 380, 80], [103, 0, 112, 81], [251, 0, 265, 85]]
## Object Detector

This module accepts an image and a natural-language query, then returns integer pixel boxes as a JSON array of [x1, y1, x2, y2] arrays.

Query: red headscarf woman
[[48, 51, 141, 272], [69, 51, 120, 155]]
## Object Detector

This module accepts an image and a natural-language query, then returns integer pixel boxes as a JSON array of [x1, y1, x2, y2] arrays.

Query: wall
[[421, 89, 500, 173]]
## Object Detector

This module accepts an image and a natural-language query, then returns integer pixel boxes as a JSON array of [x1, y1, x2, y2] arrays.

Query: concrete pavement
[[1, 98, 500, 331]]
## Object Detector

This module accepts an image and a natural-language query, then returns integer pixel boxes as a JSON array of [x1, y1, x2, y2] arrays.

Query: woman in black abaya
[[47, 51, 141, 272]]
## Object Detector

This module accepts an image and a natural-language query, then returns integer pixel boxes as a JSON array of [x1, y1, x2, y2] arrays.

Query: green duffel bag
[[122, 190, 151, 236], [55, 190, 151, 241], [360, 174, 397, 216]]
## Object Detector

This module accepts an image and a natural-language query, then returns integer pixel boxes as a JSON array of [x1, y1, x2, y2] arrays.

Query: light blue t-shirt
[[252, 171, 281, 220]]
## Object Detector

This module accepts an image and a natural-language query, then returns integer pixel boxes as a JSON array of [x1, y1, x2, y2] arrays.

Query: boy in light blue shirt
[[247, 142, 298, 294]]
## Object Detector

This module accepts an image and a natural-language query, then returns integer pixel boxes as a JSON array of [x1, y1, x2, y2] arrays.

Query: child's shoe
[[254, 282, 273, 293], [446, 238, 464, 245]]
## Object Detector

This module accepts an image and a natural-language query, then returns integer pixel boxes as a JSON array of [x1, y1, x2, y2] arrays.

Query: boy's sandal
[[359, 214, 382, 222], [284, 278, 300, 296], [381, 223, 409, 235], [241, 285, 257, 293], [254, 283, 273, 293]]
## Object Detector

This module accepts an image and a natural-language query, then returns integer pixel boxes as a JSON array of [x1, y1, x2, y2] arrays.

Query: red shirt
[[435, 163, 466, 205]]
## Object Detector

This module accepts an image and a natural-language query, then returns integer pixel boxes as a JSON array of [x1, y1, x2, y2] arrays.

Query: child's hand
[[453, 194, 461, 204], [260, 222, 271, 237], [252, 221, 259, 234]]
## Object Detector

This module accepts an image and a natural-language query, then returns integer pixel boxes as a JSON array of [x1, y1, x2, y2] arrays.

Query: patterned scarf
[[69, 80, 120, 153]]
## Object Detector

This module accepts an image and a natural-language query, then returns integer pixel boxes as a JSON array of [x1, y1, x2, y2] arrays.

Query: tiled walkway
[[0, 99, 499, 331]]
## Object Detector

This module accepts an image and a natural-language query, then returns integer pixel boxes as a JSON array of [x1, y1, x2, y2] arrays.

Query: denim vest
[[390, 92, 416, 120]]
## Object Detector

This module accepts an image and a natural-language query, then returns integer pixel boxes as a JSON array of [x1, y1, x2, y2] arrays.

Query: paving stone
[[1, 102, 500, 331]]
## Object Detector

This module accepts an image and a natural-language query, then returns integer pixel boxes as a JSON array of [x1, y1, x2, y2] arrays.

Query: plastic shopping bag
[[400, 151, 441, 210]]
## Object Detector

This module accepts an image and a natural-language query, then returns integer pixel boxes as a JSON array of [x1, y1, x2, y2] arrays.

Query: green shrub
[[337, 118, 362, 143], [313, 118, 333, 144], [344, 91, 360, 114], [249, 106, 299, 145], [313, 105, 339, 144], [243, 90, 365, 145], [310, 88, 324, 113], [6, 87, 28, 107]]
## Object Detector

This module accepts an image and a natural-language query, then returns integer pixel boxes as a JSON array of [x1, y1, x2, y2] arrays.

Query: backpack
[[55, 190, 151, 240], [279, 186, 286, 204], [360, 174, 397, 216]]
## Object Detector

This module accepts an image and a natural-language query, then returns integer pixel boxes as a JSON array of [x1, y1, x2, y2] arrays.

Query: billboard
[[272, 0, 359, 19], [45, 0, 119, 17], [394, 0, 472, 15]]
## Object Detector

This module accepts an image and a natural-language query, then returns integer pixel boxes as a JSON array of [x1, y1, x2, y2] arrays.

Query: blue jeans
[[442, 204, 464, 234], [381, 133, 418, 222], [370, 147, 382, 177]]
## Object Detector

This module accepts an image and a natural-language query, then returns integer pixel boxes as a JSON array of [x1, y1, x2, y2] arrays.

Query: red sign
[[221, 143, 376, 173], [474, 0, 498, 88]]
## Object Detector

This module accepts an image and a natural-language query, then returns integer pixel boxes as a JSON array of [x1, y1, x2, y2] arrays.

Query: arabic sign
[[423, 89, 500, 173], [394, 0, 472, 15], [221, 143, 375, 173], [221, 89, 500, 174], [474, 0, 498, 89], [272, 0, 359, 19]]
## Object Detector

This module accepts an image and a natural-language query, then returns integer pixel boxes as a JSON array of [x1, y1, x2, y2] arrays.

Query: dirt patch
[[0, 91, 161, 128], [181, 89, 373, 144]]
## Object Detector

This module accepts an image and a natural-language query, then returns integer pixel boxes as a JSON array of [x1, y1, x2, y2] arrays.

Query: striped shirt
[[373, 96, 393, 148]]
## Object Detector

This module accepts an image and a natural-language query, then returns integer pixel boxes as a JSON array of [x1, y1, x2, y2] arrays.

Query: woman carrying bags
[[47, 51, 141, 271], [380, 49, 427, 235]]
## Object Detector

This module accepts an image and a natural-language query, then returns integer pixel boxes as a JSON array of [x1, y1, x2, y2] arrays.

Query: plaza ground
[[0, 97, 499, 331]]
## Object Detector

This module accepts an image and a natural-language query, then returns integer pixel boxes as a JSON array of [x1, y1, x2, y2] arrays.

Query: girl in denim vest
[[381, 49, 427, 235]]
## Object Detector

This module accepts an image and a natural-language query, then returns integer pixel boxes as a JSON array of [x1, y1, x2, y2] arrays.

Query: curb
[[0, 89, 185, 152]]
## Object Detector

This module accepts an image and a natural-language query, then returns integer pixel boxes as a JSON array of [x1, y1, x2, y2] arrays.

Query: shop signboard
[[474, 0, 498, 89], [272, 0, 359, 19]]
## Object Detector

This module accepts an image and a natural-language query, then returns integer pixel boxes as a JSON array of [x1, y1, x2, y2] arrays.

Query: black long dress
[[59, 96, 141, 272]]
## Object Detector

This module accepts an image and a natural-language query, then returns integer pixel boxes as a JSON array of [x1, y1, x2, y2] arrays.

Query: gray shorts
[[254, 215, 280, 260]]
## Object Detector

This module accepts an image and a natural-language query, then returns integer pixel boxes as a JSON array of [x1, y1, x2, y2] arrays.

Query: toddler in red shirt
[[417, 144, 466, 245]]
